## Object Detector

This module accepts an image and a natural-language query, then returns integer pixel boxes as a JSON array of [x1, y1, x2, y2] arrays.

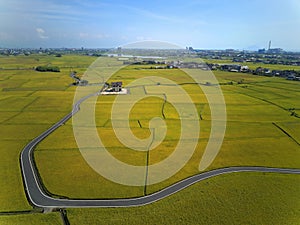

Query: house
[[253, 67, 270, 76], [272, 70, 281, 76], [111, 82, 122, 92], [240, 66, 249, 73], [220, 64, 241, 72], [287, 75, 296, 80]]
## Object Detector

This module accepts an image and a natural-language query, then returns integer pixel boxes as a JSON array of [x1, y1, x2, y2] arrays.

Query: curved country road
[[20, 91, 300, 208]]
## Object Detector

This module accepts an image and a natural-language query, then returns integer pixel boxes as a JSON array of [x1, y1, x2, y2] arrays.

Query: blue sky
[[1, 0, 300, 50]]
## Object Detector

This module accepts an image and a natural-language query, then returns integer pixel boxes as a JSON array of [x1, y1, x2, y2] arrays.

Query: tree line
[[35, 65, 60, 72]]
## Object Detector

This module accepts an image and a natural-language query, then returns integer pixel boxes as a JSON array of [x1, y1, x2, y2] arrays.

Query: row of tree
[[35, 65, 60, 72]]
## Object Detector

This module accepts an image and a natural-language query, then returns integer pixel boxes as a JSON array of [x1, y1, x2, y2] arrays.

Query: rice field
[[1, 55, 299, 224], [0, 54, 95, 224], [0, 212, 62, 225], [34, 62, 300, 198], [67, 173, 300, 225]]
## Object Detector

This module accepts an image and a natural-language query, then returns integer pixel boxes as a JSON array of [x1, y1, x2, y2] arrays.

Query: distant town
[[1, 42, 300, 82]]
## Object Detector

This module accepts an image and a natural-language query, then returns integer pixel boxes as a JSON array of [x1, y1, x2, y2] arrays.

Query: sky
[[1, 0, 300, 51]]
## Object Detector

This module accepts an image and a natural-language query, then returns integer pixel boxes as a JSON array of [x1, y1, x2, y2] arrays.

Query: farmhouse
[[111, 81, 122, 92], [101, 81, 127, 95]]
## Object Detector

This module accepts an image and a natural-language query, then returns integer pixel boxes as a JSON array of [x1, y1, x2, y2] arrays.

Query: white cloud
[[79, 32, 89, 38], [79, 32, 110, 39], [95, 34, 110, 39], [36, 28, 48, 39]]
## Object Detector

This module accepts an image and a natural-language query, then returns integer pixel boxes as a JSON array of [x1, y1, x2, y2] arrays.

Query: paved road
[[20, 92, 300, 208]]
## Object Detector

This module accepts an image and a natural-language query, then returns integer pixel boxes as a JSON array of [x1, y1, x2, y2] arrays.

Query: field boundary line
[[272, 122, 300, 146]]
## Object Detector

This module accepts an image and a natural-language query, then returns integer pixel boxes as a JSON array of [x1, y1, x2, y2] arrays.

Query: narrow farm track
[[20, 91, 300, 209]]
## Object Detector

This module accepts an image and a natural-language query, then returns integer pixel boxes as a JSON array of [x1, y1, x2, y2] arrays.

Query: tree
[[35, 65, 60, 72]]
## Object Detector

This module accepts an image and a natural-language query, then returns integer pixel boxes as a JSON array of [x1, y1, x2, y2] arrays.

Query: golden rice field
[[0, 55, 299, 224]]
